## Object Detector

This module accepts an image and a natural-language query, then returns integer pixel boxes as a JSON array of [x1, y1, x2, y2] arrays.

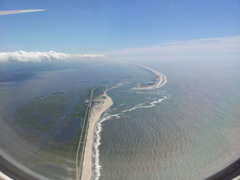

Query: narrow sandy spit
[[81, 92, 113, 180], [133, 65, 164, 90]]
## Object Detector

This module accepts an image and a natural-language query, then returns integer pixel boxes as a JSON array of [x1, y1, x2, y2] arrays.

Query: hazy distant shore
[[205, 158, 240, 180], [133, 65, 163, 90], [81, 91, 113, 180]]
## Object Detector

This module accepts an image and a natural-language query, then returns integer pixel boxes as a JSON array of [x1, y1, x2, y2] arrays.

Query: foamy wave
[[92, 93, 169, 179], [159, 72, 167, 88], [93, 94, 169, 179], [122, 96, 168, 113], [92, 66, 168, 179], [152, 71, 167, 89], [92, 121, 102, 179], [92, 113, 120, 180]]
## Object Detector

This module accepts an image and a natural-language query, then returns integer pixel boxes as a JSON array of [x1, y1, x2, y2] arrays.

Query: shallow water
[[94, 60, 240, 180], [0, 60, 240, 180]]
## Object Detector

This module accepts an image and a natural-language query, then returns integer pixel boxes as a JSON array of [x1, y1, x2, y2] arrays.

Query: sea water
[[0, 59, 240, 180], [93, 59, 240, 180]]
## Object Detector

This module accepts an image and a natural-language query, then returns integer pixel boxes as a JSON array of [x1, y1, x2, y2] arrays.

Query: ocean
[[93, 60, 240, 180], [0, 59, 240, 180]]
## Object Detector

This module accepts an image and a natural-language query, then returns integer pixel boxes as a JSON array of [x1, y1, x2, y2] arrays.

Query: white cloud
[[105, 36, 240, 60], [0, 51, 106, 62]]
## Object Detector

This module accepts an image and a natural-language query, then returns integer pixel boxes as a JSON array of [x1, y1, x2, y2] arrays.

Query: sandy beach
[[81, 92, 113, 180], [133, 65, 164, 90]]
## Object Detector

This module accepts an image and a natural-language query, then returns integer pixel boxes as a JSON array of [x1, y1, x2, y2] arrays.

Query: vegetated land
[[21, 133, 40, 138], [64, 101, 87, 124], [15, 92, 69, 125], [63, 87, 93, 124], [33, 120, 56, 131], [93, 86, 106, 99], [29, 128, 82, 179], [14, 92, 70, 134], [13, 86, 106, 179], [13, 88, 94, 179], [83, 85, 106, 99]]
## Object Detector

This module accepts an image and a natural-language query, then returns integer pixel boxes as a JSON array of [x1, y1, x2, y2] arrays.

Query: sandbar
[[133, 65, 164, 90]]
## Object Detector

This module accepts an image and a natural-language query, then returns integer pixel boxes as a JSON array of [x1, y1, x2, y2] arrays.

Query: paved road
[[75, 87, 97, 180]]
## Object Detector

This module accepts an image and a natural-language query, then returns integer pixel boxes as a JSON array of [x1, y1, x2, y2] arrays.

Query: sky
[[0, 0, 240, 61]]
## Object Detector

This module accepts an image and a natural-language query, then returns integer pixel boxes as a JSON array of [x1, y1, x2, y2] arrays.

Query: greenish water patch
[[33, 120, 56, 131], [15, 92, 70, 125], [21, 87, 95, 179], [21, 133, 40, 138], [64, 103, 87, 123], [29, 127, 82, 179], [54, 118, 82, 143], [12, 86, 106, 179], [32, 163, 70, 180]]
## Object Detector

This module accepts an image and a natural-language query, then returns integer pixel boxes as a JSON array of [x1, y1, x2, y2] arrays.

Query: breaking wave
[[92, 113, 120, 180], [92, 66, 168, 180]]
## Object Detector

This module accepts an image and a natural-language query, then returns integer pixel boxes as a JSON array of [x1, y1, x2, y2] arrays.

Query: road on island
[[76, 87, 97, 180]]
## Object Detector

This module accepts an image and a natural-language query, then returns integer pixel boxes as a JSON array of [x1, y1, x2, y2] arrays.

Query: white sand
[[81, 92, 113, 180], [133, 65, 163, 90]]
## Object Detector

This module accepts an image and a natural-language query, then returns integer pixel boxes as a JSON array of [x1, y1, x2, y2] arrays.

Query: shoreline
[[81, 91, 113, 180], [133, 65, 164, 90]]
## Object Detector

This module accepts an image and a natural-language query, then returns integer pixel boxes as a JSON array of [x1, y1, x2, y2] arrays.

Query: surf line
[[92, 64, 168, 180], [80, 87, 113, 180], [83, 65, 167, 180]]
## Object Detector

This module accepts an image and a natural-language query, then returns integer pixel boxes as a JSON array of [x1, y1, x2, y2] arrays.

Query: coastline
[[81, 92, 113, 180], [133, 65, 164, 90]]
